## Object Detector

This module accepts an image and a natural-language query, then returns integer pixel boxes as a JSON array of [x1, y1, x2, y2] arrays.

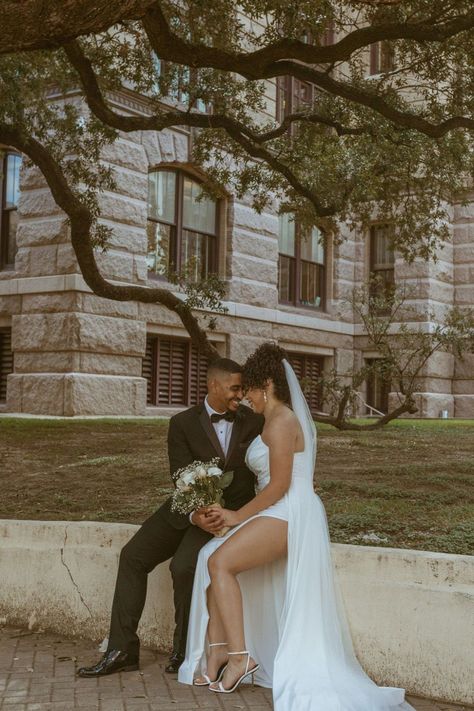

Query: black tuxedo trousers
[[108, 404, 264, 658]]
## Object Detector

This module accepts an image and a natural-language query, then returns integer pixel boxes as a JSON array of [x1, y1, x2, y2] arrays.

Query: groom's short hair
[[207, 358, 242, 379]]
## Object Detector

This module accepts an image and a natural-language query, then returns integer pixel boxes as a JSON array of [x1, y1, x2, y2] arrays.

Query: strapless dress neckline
[[256, 433, 305, 457]]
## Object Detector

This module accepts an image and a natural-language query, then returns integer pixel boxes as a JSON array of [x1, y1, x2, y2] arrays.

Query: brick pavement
[[0, 627, 472, 711]]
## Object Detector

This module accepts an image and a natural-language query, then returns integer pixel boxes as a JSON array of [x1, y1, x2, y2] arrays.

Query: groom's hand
[[191, 507, 225, 533]]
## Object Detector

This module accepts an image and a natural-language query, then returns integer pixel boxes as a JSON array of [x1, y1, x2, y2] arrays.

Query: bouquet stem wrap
[[171, 458, 234, 537]]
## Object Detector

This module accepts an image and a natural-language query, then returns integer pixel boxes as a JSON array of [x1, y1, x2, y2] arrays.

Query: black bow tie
[[210, 411, 236, 423]]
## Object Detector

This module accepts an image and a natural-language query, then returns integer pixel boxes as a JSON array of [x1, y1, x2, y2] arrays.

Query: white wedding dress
[[179, 361, 415, 711]]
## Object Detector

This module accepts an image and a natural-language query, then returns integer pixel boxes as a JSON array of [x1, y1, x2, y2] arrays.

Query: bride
[[178, 342, 415, 710]]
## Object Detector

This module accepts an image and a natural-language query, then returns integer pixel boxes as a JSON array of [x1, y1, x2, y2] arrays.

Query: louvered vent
[[0, 329, 13, 402], [288, 352, 323, 415], [189, 346, 209, 405], [142, 336, 156, 405], [142, 334, 210, 407]]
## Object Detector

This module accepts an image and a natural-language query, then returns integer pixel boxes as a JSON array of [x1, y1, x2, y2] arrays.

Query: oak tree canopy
[[1, 0, 474, 357]]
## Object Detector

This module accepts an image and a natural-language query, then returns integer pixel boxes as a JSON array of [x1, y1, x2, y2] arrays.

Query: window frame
[[278, 218, 326, 311], [365, 357, 391, 415], [153, 56, 211, 114], [369, 223, 395, 310], [147, 168, 221, 281], [276, 75, 319, 125], [0, 151, 22, 271], [369, 41, 395, 76], [275, 25, 334, 127]]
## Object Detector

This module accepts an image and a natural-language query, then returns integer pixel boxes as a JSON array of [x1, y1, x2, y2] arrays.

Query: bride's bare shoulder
[[264, 408, 300, 445]]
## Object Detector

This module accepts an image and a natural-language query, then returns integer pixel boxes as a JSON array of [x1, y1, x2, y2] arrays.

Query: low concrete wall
[[0, 520, 472, 704]]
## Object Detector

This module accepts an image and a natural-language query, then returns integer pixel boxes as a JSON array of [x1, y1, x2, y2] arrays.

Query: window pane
[[300, 226, 324, 264], [147, 221, 172, 275], [182, 177, 217, 234], [181, 229, 213, 280], [299, 261, 324, 307], [293, 79, 313, 109], [371, 225, 394, 268], [148, 171, 176, 223], [5, 154, 21, 208], [278, 255, 295, 302], [278, 214, 296, 256], [277, 77, 290, 122], [366, 359, 390, 414]]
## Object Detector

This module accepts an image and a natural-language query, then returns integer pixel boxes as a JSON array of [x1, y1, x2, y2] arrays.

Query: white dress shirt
[[190, 397, 234, 525], [204, 395, 234, 457]]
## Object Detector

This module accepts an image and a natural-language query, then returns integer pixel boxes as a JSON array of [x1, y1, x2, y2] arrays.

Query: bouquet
[[171, 458, 234, 537]]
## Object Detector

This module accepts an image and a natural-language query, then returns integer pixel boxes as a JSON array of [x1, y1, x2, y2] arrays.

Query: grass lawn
[[1, 417, 473, 555]]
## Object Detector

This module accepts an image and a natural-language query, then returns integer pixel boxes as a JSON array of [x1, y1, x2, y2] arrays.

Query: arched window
[[278, 214, 326, 309], [147, 169, 219, 280], [1, 152, 22, 269]]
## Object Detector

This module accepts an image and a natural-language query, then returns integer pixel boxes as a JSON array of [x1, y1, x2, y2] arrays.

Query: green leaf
[[219, 470, 234, 489]]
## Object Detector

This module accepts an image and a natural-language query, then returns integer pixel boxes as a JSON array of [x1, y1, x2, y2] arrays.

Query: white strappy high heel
[[209, 650, 259, 693], [193, 642, 228, 686]]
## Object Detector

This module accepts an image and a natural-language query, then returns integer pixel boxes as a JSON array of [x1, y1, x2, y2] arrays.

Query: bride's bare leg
[[207, 517, 287, 690], [193, 586, 228, 683]]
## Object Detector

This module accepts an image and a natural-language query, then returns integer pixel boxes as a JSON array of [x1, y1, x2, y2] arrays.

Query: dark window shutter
[[288, 352, 323, 415], [0, 329, 13, 402], [143, 334, 212, 407], [157, 338, 188, 405], [189, 346, 209, 405], [142, 336, 157, 405], [289, 353, 304, 381]]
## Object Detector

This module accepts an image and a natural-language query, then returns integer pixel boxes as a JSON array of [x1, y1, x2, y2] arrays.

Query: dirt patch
[[1, 417, 473, 555]]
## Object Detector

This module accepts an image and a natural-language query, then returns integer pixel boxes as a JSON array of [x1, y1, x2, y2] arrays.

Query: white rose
[[182, 470, 195, 485], [195, 466, 207, 478], [207, 466, 222, 477]]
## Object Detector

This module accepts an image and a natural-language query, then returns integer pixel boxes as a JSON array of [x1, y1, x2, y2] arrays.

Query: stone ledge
[[6, 373, 147, 416], [0, 520, 472, 705]]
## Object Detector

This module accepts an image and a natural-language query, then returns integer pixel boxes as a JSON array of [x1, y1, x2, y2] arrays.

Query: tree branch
[[0, 0, 156, 55], [142, 4, 474, 75]]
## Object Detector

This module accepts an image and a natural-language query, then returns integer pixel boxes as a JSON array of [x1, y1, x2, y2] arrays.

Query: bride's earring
[[263, 389, 267, 404]]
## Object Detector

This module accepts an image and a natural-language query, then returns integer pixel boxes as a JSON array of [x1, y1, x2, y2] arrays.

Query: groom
[[78, 357, 263, 677]]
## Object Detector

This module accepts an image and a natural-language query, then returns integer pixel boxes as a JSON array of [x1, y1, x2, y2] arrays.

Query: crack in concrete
[[60, 525, 93, 619]]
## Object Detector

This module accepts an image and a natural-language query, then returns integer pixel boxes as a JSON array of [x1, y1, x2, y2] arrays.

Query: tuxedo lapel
[[198, 406, 226, 461], [225, 411, 244, 465]]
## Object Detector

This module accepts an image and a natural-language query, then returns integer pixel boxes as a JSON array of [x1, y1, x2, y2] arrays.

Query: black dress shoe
[[77, 649, 139, 677], [165, 652, 184, 674]]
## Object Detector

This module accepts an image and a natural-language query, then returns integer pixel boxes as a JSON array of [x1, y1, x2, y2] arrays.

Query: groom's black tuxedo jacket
[[163, 402, 264, 529]]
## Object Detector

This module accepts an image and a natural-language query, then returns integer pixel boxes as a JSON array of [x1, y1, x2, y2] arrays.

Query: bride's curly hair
[[243, 342, 291, 404]]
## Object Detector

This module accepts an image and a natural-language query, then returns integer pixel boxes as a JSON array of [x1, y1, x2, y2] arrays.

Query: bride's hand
[[207, 505, 241, 528]]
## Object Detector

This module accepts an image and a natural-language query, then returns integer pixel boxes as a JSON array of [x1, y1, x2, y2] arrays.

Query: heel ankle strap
[[209, 642, 227, 648], [228, 650, 250, 674]]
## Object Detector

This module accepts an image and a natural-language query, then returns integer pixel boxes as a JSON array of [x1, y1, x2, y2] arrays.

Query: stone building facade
[[0, 80, 473, 419]]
